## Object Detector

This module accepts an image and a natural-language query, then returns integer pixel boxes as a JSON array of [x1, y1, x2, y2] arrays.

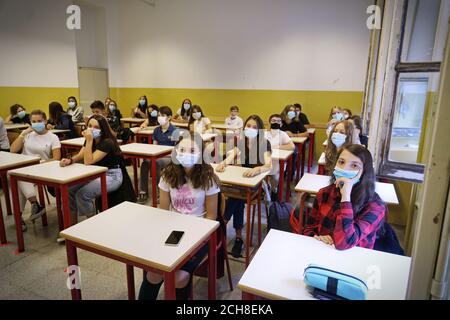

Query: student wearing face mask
[[173, 99, 193, 123], [106, 99, 123, 132], [342, 108, 353, 120], [188, 105, 212, 134], [225, 106, 244, 133], [10, 110, 61, 231], [139, 104, 159, 129], [6, 104, 31, 125], [324, 120, 357, 174], [138, 106, 178, 202], [60, 114, 125, 221], [138, 135, 220, 300], [350, 115, 368, 147], [303, 145, 385, 250], [216, 115, 272, 258], [132, 96, 149, 119], [280, 105, 308, 138], [294, 103, 310, 129], [265, 114, 295, 199], [326, 106, 345, 135], [67, 97, 84, 124]]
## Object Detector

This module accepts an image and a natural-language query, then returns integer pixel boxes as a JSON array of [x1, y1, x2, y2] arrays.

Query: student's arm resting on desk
[[215, 147, 239, 172], [333, 201, 385, 250], [277, 141, 295, 151], [243, 151, 272, 177]]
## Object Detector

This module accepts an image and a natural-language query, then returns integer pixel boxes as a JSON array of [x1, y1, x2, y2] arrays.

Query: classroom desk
[[290, 136, 308, 182], [130, 127, 156, 144], [120, 143, 174, 207], [60, 137, 123, 157], [5, 123, 29, 131], [8, 161, 108, 252], [210, 163, 269, 267], [0, 152, 41, 245], [271, 149, 294, 202], [59, 201, 219, 300], [50, 129, 71, 139], [211, 123, 240, 133], [318, 152, 326, 175], [171, 121, 189, 129], [120, 117, 146, 128], [307, 128, 316, 173], [294, 173, 399, 233], [238, 229, 411, 300]]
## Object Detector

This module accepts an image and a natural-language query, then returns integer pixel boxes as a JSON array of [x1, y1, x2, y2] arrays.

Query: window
[[374, 0, 448, 182]]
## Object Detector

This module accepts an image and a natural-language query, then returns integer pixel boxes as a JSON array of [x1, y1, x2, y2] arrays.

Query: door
[[78, 67, 109, 116]]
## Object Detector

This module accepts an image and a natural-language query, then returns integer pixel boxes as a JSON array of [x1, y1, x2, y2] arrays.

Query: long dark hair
[[10, 104, 25, 116], [281, 104, 298, 123], [147, 104, 159, 126], [241, 115, 271, 167], [180, 98, 192, 118], [49, 102, 66, 125], [332, 145, 384, 215], [188, 105, 205, 130], [87, 114, 122, 156], [137, 95, 148, 111], [160, 134, 219, 190]]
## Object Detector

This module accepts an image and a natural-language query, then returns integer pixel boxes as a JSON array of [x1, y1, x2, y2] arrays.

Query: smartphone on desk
[[165, 231, 185, 246]]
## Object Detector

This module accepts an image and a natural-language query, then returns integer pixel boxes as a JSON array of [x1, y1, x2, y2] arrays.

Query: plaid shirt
[[302, 184, 385, 250]]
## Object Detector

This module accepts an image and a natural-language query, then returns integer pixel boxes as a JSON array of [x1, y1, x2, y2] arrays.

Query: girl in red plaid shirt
[[303, 144, 385, 250]]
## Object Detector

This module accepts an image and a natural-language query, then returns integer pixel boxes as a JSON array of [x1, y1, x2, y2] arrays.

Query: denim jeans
[[69, 168, 122, 217]]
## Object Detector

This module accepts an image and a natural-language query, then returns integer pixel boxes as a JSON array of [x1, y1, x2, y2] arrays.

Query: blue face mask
[[150, 110, 158, 117], [18, 111, 26, 119], [287, 111, 296, 120], [332, 113, 344, 121], [183, 103, 191, 111], [109, 104, 116, 112], [331, 132, 347, 148], [92, 128, 102, 139], [333, 167, 360, 184], [139, 99, 146, 106], [31, 122, 45, 133]]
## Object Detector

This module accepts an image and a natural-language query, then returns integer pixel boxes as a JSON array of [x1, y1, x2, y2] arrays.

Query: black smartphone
[[165, 231, 185, 246]]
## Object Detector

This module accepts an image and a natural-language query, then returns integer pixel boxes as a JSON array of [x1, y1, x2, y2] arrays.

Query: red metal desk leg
[[1, 172, 12, 216], [66, 241, 82, 300], [126, 264, 136, 300], [278, 159, 285, 202], [10, 176, 24, 252], [164, 271, 176, 300], [60, 185, 71, 229], [286, 155, 293, 202], [245, 189, 252, 268], [151, 157, 158, 208], [100, 173, 108, 212], [132, 158, 138, 197], [208, 231, 217, 300]]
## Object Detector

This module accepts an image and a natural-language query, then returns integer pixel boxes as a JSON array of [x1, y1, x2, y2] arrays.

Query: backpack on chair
[[267, 200, 294, 233]]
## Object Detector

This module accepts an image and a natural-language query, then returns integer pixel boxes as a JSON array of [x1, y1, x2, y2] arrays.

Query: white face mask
[[192, 112, 202, 120], [244, 127, 258, 139], [68, 101, 76, 109], [183, 103, 191, 111], [175, 151, 201, 168], [158, 116, 168, 126]]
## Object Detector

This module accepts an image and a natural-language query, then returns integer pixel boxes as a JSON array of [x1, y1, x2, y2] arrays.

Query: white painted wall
[[0, 0, 372, 91], [107, 0, 372, 91], [0, 0, 79, 87]]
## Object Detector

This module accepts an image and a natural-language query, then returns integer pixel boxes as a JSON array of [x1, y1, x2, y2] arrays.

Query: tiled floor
[[0, 165, 405, 300]]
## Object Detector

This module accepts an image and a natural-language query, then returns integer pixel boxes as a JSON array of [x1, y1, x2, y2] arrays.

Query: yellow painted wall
[[0, 87, 79, 118]]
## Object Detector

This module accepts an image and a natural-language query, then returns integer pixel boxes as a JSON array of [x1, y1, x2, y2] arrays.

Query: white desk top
[[271, 149, 294, 161], [295, 173, 399, 205], [120, 117, 145, 123], [210, 163, 269, 188], [172, 122, 189, 128], [201, 133, 219, 141], [60, 137, 123, 147], [60, 202, 219, 272], [307, 128, 316, 134], [211, 123, 240, 131], [238, 229, 411, 300], [131, 127, 156, 135], [0, 152, 41, 170], [120, 143, 173, 157], [8, 160, 107, 184], [291, 137, 308, 144], [51, 129, 71, 134], [318, 152, 326, 165], [5, 123, 29, 130]]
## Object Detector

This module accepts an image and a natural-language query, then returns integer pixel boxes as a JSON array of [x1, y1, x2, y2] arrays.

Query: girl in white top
[[138, 134, 220, 300], [10, 110, 61, 231], [265, 114, 295, 195], [188, 105, 211, 134], [66, 96, 84, 124]]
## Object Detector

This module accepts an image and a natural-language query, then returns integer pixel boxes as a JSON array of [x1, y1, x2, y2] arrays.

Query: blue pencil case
[[303, 264, 368, 300]]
